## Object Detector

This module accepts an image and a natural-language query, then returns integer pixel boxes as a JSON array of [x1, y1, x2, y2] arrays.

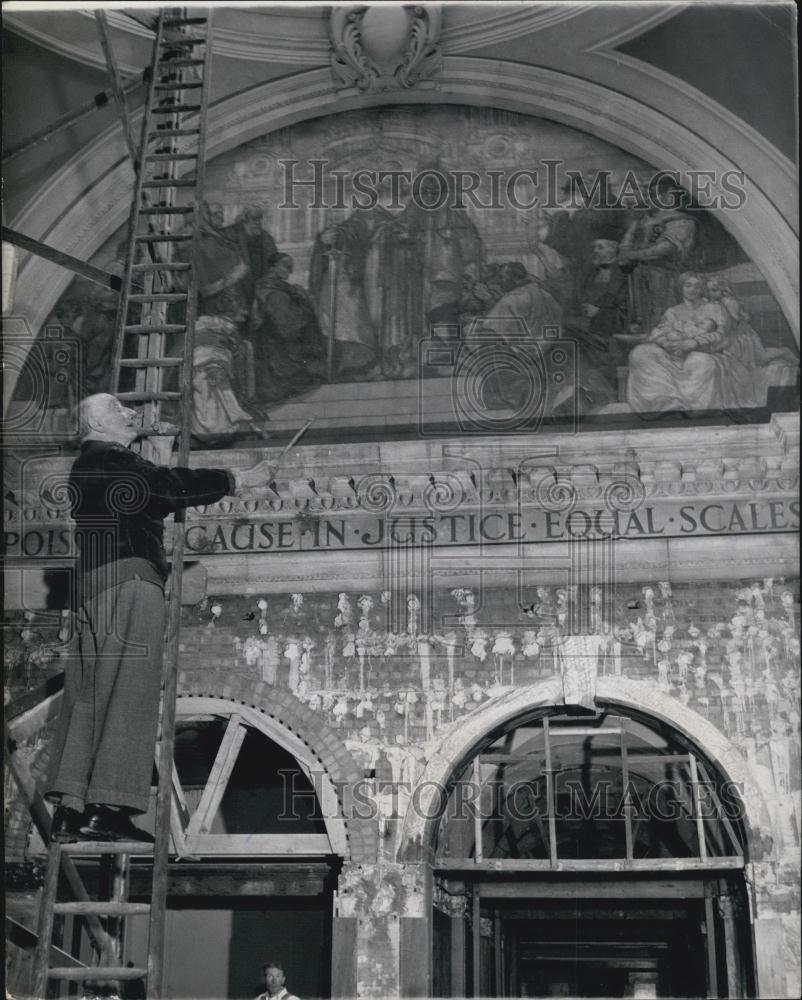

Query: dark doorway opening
[[433, 874, 754, 998]]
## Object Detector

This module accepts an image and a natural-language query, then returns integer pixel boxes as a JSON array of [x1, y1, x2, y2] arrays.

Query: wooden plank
[[704, 893, 719, 998], [65, 862, 332, 899], [94, 11, 139, 166], [5, 673, 64, 723], [188, 833, 331, 856], [471, 890, 480, 999], [718, 892, 745, 999], [478, 879, 707, 899], [5, 916, 88, 969], [472, 756, 483, 863], [451, 911, 466, 998], [2, 74, 145, 162], [434, 857, 744, 873], [399, 917, 429, 997], [620, 719, 634, 861], [331, 916, 358, 999], [493, 911, 502, 998], [2, 227, 122, 291], [543, 717, 558, 866], [695, 760, 743, 857], [47, 966, 147, 981], [689, 754, 708, 861], [52, 902, 151, 916], [185, 713, 247, 840]]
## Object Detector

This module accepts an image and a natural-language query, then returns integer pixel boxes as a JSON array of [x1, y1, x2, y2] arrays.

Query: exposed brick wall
[[6, 576, 800, 871]]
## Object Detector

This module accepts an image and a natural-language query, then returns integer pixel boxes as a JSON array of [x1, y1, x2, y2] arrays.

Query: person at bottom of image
[[255, 960, 301, 1000]]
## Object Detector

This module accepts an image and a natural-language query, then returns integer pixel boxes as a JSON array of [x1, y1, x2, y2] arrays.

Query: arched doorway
[[430, 703, 755, 999], [119, 696, 350, 999]]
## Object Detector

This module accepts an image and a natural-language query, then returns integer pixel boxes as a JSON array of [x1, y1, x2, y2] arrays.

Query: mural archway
[[6, 56, 798, 411]]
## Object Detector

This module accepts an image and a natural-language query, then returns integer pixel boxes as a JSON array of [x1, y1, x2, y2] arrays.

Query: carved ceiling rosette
[[330, 4, 442, 92]]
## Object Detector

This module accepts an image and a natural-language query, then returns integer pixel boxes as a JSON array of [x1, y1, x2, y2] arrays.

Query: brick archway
[[5, 672, 378, 864], [397, 675, 773, 863], [177, 669, 378, 863]]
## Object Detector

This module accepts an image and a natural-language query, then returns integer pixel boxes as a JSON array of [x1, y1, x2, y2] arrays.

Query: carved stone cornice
[[6, 434, 799, 529]]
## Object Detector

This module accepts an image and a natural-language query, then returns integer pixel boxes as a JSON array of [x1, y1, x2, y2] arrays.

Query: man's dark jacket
[[70, 440, 234, 602]]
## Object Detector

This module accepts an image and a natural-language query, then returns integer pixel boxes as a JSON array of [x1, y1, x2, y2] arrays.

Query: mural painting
[[15, 105, 798, 446]]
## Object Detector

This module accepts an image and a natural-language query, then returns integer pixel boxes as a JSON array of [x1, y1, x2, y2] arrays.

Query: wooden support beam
[[94, 11, 140, 167], [471, 888, 480, 999], [477, 879, 707, 899], [5, 915, 88, 969], [2, 74, 146, 163], [2, 227, 122, 292], [5, 672, 65, 724], [185, 713, 246, 841], [434, 857, 744, 873], [689, 753, 708, 861], [543, 717, 558, 866], [704, 890, 719, 998], [472, 756, 483, 863], [620, 718, 634, 861]]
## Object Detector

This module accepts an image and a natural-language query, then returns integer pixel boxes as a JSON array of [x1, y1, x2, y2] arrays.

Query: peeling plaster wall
[[6, 575, 800, 996]]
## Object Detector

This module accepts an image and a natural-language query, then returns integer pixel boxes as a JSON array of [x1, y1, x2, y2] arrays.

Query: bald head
[[78, 393, 139, 446]]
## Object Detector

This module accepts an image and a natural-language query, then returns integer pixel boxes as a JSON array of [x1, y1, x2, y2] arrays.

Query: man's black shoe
[[51, 805, 82, 843], [79, 806, 155, 844]]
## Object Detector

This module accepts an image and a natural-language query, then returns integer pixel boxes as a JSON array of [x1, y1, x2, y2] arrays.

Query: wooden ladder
[[30, 8, 214, 997]]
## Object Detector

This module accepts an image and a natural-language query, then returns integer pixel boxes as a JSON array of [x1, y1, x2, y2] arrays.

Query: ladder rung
[[159, 58, 205, 68], [124, 323, 187, 333], [135, 233, 193, 242], [132, 262, 191, 272], [139, 206, 196, 216], [117, 391, 183, 402], [161, 17, 208, 26], [154, 81, 203, 91], [142, 179, 197, 188], [148, 128, 200, 138], [160, 36, 207, 46], [61, 841, 154, 855], [145, 152, 199, 162], [127, 293, 188, 302], [48, 966, 148, 981], [119, 357, 185, 367], [53, 902, 152, 916], [152, 104, 202, 114]]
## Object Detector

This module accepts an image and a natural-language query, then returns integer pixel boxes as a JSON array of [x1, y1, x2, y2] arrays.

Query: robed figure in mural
[[309, 204, 414, 378], [250, 253, 328, 404], [309, 179, 483, 380], [618, 202, 697, 332], [399, 174, 483, 334]]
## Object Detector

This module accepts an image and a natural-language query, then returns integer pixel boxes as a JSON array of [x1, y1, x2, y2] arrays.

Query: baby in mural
[[647, 313, 721, 360]]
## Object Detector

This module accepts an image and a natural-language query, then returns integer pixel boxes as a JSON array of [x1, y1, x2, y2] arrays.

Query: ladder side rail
[[32, 842, 63, 1000], [146, 11, 214, 996], [111, 14, 166, 386]]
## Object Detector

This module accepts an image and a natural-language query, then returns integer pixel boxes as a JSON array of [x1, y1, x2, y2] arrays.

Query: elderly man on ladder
[[44, 392, 280, 842]]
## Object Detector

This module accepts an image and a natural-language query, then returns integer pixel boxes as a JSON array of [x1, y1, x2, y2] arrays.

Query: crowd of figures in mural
[[7, 577, 800, 859], [20, 107, 798, 442]]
